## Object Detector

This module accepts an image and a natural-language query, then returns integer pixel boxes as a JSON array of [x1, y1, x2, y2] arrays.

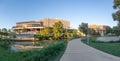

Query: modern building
[[89, 24, 109, 36], [12, 18, 70, 33]]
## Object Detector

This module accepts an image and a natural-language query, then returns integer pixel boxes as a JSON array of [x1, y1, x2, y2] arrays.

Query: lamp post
[[87, 23, 89, 44]]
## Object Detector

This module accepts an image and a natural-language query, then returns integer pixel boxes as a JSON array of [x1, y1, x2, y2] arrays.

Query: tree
[[40, 27, 52, 40], [2, 28, 7, 32], [105, 26, 112, 35], [113, 0, 120, 27], [112, 26, 120, 36], [8, 29, 11, 34], [113, 0, 120, 9], [112, 0, 120, 35], [112, 11, 120, 26], [78, 22, 88, 36], [1, 28, 8, 38], [35, 27, 52, 41], [53, 21, 63, 40], [72, 29, 79, 38], [89, 28, 96, 35], [0, 29, 2, 38], [44, 27, 52, 35], [21, 28, 27, 33], [72, 29, 77, 35], [40, 28, 46, 37], [63, 30, 72, 39]]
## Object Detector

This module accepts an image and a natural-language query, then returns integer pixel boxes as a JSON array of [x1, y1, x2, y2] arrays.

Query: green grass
[[81, 37, 120, 57], [0, 40, 67, 61]]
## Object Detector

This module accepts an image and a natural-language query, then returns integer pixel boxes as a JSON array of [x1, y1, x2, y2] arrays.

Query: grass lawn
[[81, 37, 120, 57]]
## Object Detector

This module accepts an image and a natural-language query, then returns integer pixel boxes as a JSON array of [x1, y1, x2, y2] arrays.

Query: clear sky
[[0, 0, 117, 29]]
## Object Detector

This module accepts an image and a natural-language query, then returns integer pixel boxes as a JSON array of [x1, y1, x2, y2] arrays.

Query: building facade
[[12, 18, 70, 33], [89, 24, 109, 36]]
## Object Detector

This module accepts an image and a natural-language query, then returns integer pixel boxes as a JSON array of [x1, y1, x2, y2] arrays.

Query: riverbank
[[0, 41, 67, 61]]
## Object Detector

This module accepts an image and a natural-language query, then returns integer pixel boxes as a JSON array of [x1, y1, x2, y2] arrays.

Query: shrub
[[0, 38, 13, 49], [17, 41, 67, 61]]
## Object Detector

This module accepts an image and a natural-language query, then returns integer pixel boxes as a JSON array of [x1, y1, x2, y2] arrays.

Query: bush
[[13, 41, 67, 61], [34, 34, 54, 41], [0, 38, 13, 49]]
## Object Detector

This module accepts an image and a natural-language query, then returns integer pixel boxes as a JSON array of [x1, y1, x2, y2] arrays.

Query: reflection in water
[[11, 41, 43, 52]]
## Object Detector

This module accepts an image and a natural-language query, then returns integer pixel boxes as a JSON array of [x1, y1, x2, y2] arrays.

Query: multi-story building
[[12, 18, 70, 33], [89, 24, 109, 36]]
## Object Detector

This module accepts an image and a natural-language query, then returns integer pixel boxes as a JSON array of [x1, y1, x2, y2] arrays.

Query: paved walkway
[[60, 38, 120, 61]]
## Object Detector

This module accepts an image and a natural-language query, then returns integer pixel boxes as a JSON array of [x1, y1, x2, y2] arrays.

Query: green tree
[[105, 26, 112, 35], [113, 0, 120, 9], [78, 22, 88, 36], [72, 29, 78, 37], [1, 28, 8, 38], [8, 29, 12, 34], [53, 21, 63, 40], [72, 29, 77, 35], [44, 27, 52, 35], [113, 0, 120, 27], [63, 30, 72, 39], [112, 0, 120, 35], [40, 28, 46, 37], [0, 29, 2, 38], [40, 27, 52, 40], [2, 28, 7, 32], [35, 27, 52, 40], [112, 26, 120, 36], [89, 28, 97, 35]]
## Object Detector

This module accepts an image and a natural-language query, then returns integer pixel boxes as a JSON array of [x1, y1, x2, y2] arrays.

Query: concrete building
[[12, 18, 70, 33], [89, 24, 109, 36]]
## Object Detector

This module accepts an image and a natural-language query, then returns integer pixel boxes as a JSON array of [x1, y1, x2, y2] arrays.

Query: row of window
[[27, 24, 43, 27]]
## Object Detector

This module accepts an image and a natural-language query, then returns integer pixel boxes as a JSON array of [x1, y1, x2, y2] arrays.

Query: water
[[11, 41, 43, 52]]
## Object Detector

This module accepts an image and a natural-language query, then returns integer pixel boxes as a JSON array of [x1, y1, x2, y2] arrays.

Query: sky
[[0, 0, 118, 29]]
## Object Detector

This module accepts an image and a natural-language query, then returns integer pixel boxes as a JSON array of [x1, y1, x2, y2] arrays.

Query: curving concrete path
[[60, 38, 120, 61]]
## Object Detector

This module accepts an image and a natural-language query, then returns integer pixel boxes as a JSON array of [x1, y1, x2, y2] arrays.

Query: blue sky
[[0, 0, 117, 29]]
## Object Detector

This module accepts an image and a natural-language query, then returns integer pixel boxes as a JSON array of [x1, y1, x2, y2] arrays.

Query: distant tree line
[[78, 22, 101, 36], [0, 28, 13, 49], [0, 28, 12, 38]]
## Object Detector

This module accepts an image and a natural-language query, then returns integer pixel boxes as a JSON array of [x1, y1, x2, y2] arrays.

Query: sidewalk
[[60, 38, 120, 61]]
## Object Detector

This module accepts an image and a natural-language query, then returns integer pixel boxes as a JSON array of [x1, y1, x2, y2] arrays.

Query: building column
[[101, 30, 104, 36]]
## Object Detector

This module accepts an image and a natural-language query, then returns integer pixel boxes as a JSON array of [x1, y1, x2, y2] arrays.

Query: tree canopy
[[105, 26, 112, 34], [53, 21, 63, 40], [112, 0, 120, 36], [113, 0, 120, 26], [113, 0, 120, 9], [78, 22, 88, 36], [112, 26, 120, 35], [2, 28, 7, 32]]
